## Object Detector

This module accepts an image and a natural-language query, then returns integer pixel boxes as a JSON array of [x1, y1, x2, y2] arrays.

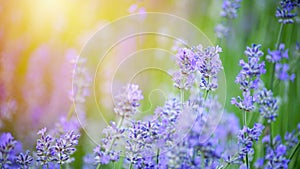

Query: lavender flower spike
[[194, 45, 223, 91], [114, 84, 144, 118], [51, 130, 80, 164], [36, 128, 54, 166], [276, 0, 299, 24], [220, 0, 242, 19], [256, 88, 279, 123], [0, 132, 18, 168], [16, 150, 33, 169]]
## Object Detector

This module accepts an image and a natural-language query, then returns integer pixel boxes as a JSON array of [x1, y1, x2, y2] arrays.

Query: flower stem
[[243, 111, 249, 169], [289, 141, 300, 161], [129, 162, 133, 169], [156, 148, 160, 164]]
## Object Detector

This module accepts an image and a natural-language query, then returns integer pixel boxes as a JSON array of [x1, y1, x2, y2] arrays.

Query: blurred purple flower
[[267, 44, 289, 63], [275, 63, 295, 81], [220, 0, 242, 19], [114, 84, 144, 118]]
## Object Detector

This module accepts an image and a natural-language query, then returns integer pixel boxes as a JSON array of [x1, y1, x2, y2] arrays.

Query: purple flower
[[215, 23, 229, 39], [220, 0, 242, 19], [276, 0, 298, 24], [172, 71, 195, 90], [256, 88, 279, 122], [0, 133, 18, 168], [36, 128, 54, 166], [51, 130, 80, 164], [267, 44, 289, 63], [254, 158, 264, 168], [275, 63, 295, 81], [16, 150, 33, 168], [232, 44, 265, 112], [237, 123, 264, 160], [114, 84, 144, 118], [172, 48, 197, 90], [94, 121, 124, 165], [194, 45, 223, 91], [231, 91, 256, 112], [284, 130, 298, 149]]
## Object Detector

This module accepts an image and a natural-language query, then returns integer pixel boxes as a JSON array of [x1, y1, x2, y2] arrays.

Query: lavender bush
[[0, 0, 300, 169]]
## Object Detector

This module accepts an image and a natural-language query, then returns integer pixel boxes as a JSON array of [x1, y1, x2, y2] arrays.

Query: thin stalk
[[243, 111, 249, 169], [223, 163, 229, 169], [269, 123, 273, 148], [129, 162, 133, 169], [156, 148, 160, 164], [268, 23, 284, 152]]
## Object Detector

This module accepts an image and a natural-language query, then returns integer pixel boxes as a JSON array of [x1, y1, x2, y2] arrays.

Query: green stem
[[204, 90, 209, 101], [129, 162, 133, 169], [223, 163, 230, 169], [289, 141, 300, 161], [243, 111, 249, 169], [269, 123, 273, 148], [156, 149, 160, 164], [275, 23, 284, 49]]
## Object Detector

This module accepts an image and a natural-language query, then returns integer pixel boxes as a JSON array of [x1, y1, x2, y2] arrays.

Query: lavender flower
[[215, 23, 230, 39], [232, 44, 265, 111], [0, 133, 18, 168], [267, 43, 295, 81], [16, 150, 33, 169], [237, 123, 264, 161], [51, 130, 80, 164], [275, 63, 295, 81], [125, 120, 157, 167], [173, 48, 197, 90], [231, 90, 256, 112], [114, 84, 144, 118], [220, 0, 242, 19], [36, 128, 54, 166], [267, 44, 289, 63], [264, 144, 289, 169], [194, 45, 223, 91], [276, 0, 299, 24], [284, 130, 298, 149], [94, 121, 124, 165], [256, 88, 279, 123]]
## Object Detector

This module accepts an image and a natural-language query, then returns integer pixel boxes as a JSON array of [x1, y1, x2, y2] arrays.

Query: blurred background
[[0, 0, 299, 168]]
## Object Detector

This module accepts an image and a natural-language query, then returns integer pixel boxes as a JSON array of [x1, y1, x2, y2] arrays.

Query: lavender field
[[0, 0, 300, 169]]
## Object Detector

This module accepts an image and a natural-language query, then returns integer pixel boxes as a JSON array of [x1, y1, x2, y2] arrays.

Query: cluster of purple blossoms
[[231, 44, 266, 112], [220, 0, 242, 19], [94, 121, 124, 165], [215, 0, 242, 38], [16, 150, 34, 169], [36, 128, 80, 167], [236, 123, 264, 162], [0, 133, 18, 168], [276, 0, 300, 24], [114, 84, 144, 118], [173, 48, 196, 90], [267, 43, 295, 81], [256, 88, 279, 123], [173, 45, 223, 91], [0, 133, 35, 169], [255, 133, 294, 169]]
